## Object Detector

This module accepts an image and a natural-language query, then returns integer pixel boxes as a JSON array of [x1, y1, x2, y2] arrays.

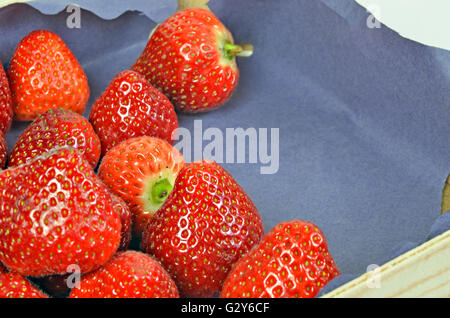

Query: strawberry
[[0, 271, 48, 298], [0, 62, 13, 135], [0, 134, 7, 169], [132, 8, 253, 113], [221, 220, 340, 298], [89, 70, 178, 156], [111, 194, 132, 251], [141, 160, 263, 297], [98, 136, 184, 236], [0, 147, 121, 277], [8, 30, 90, 121], [69, 251, 179, 298], [9, 108, 101, 168]]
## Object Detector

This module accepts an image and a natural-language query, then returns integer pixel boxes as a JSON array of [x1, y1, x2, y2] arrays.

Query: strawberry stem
[[224, 43, 254, 59], [178, 0, 210, 11], [151, 179, 173, 204]]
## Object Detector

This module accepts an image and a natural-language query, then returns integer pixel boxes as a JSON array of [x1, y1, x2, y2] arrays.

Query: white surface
[[356, 0, 450, 51]]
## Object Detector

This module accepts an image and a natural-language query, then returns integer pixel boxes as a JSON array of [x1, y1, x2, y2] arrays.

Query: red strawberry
[[0, 262, 6, 273], [89, 70, 178, 156], [9, 108, 101, 168], [0, 147, 121, 277], [141, 160, 263, 297], [0, 134, 7, 169], [0, 271, 48, 298], [8, 30, 90, 121], [132, 8, 253, 112], [98, 136, 184, 236], [69, 251, 179, 298], [111, 194, 132, 251], [221, 220, 340, 298], [0, 62, 13, 135]]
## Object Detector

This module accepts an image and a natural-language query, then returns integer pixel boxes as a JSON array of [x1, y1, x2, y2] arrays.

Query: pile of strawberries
[[0, 7, 340, 298]]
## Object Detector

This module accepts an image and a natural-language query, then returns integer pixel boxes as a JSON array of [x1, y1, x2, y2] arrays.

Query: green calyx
[[216, 29, 254, 69], [223, 42, 254, 60], [141, 169, 177, 215], [150, 179, 173, 204], [223, 43, 254, 59]]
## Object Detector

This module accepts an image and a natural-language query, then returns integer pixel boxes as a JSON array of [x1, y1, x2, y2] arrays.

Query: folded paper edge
[[0, 0, 177, 23]]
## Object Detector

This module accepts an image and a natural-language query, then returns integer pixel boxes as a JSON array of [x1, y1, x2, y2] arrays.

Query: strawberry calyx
[[151, 179, 173, 204], [223, 43, 254, 58], [141, 169, 177, 214], [178, 0, 210, 11], [218, 34, 253, 69]]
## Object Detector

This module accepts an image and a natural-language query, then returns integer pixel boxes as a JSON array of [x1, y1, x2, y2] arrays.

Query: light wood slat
[[322, 230, 450, 298]]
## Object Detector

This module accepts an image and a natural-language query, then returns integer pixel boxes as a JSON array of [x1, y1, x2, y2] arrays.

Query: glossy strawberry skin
[[8, 30, 90, 121], [69, 251, 179, 298], [111, 194, 132, 251], [89, 70, 178, 156], [0, 134, 7, 169], [0, 271, 48, 298], [0, 147, 121, 277], [221, 220, 340, 298], [9, 108, 101, 168], [98, 136, 184, 236], [132, 8, 239, 112], [141, 160, 263, 297], [0, 62, 13, 135]]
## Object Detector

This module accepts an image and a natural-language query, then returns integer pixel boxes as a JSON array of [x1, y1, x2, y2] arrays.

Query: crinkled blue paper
[[0, 0, 449, 294], [26, 0, 177, 22]]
